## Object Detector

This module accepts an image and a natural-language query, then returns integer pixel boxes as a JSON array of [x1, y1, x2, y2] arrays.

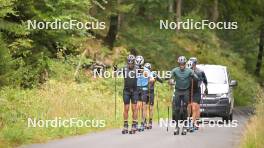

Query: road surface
[[22, 108, 252, 148]]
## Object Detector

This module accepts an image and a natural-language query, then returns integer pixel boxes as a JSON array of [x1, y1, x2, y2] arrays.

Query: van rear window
[[203, 67, 227, 84]]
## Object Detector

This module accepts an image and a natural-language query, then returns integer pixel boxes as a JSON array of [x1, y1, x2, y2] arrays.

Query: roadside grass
[[240, 88, 264, 148], [0, 60, 171, 148]]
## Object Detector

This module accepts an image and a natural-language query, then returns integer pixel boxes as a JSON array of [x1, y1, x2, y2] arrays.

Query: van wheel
[[222, 112, 233, 123]]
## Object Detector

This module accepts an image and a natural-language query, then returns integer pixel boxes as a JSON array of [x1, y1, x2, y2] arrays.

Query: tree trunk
[[105, 15, 119, 49], [175, 0, 182, 22], [175, 0, 182, 31], [117, 0, 123, 29], [255, 27, 264, 76], [211, 0, 219, 22], [138, 6, 146, 17], [168, 0, 174, 13]]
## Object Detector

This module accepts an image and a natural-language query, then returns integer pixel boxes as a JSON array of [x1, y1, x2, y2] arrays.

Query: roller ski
[[187, 120, 191, 132], [187, 121, 194, 133], [189, 126, 194, 133], [121, 122, 129, 134], [138, 122, 145, 132], [173, 127, 180, 135], [122, 128, 128, 134], [129, 129, 136, 134], [194, 125, 199, 130], [147, 120, 153, 129], [181, 127, 187, 135], [129, 123, 137, 134], [194, 121, 199, 130]]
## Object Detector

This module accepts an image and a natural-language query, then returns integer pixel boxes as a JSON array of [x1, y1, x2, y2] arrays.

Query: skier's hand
[[204, 87, 208, 95], [168, 79, 175, 85]]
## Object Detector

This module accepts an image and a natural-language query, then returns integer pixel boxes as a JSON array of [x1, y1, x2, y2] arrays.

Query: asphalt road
[[22, 108, 252, 148]]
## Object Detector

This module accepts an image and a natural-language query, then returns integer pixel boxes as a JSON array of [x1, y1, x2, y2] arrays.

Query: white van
[[197, 65, 237, 122]]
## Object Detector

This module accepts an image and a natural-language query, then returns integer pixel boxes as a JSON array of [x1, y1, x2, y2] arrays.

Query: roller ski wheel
[[138, 124, 145, 132], [148, 124, 152, 129], [145, 126, 149, 130], [122, 129, 128, 134], [189, 127, 194, 133], [147, 121, 152, 130], [174, 127, 180, 135], [129, 129, 136, 134], [187, 120, 192, 132], [181, 128, 187, 135], [137, 126, 141, 132], [188, 124, 194, 133], [194, 123, 199, 130], [145, 123, 151, 130], [140, 126, 145, 132], [187, 127, 190, 132]]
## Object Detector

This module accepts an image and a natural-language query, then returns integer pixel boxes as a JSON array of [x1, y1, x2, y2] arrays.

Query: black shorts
[[173, 90, 189, 108], [192, 91, 201, 104], [137, 87, 148, 102], [146, 89, 154, 105], [123, 88, 138, 105]]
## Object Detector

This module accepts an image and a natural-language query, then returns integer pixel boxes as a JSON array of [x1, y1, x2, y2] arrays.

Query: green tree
[[0, 0, 93, 87]]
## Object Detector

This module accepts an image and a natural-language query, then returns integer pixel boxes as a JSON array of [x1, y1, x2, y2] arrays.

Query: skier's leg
[[181, 91, 189, 135], [173, 92, 181, 135], [122, 90, 130, 134]]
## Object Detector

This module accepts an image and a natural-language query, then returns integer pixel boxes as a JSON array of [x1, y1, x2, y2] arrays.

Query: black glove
[[204, 87, 208, 95], [156, 76, 163, 83], [113, 65, 118, 71]]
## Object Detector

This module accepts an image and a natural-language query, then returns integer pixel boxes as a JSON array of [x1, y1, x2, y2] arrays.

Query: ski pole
[[191, 78, 194, 118], [148, 83, 150, 125], [114, 70, 117, 120], [142, 89, 144, 125], [167, 106, 169, 132], [167, 82, 172, 132], [201, 82, 203, 111], [156, 87, 160, 125], [204, 83, 208, 118]]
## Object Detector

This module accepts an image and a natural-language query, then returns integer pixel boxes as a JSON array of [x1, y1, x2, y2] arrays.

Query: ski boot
[[122, 121, 129, 134], [181, 127, 187, 135], [189, 126, 195, 133], [148, 121, 152, 129], [194, 122, 199, 130], [146, 124, 149, 130], [174, 127, 180, 135], [187, 121, 191, 132], [138, 122, 145, 132], [145, 121, 149, 130], [129, 122, 137, 134], [187, 118, 194, 132], [188, 122, 194, 133], [143, 120, 148, 130], [137, 123, 141, 132]]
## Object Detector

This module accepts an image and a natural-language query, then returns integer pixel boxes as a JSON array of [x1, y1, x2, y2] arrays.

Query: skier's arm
[[149, 70, 155, 83], [155, 76, 163, 83], [190, 70, 199, 80], [202, 71, 208, 86], [202, 71, 208, 94], [152, 72, 163, 83]]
